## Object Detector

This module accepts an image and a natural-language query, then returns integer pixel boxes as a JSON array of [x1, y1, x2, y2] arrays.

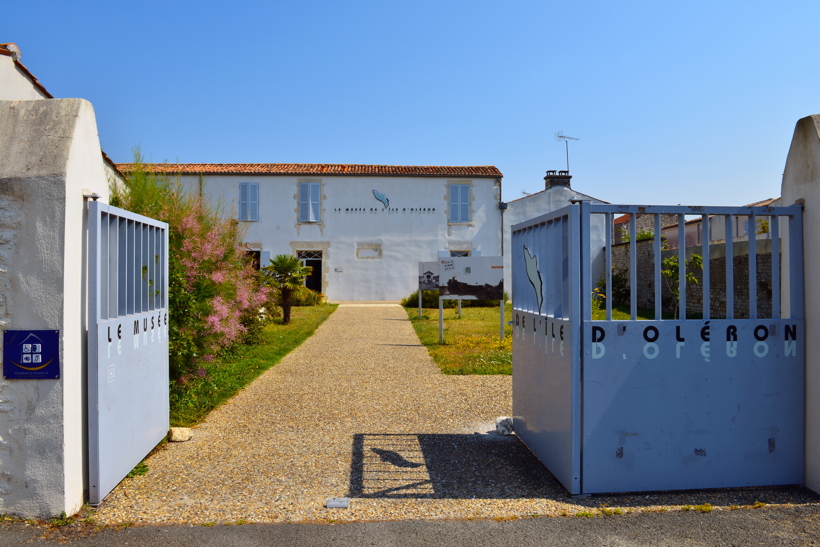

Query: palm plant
[[261, 254, 312, 324]]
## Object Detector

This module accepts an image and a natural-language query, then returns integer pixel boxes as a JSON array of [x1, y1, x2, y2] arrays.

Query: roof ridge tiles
[[115, 163, 503, 178]]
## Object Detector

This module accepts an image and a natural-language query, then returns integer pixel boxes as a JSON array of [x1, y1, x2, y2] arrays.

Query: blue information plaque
[[3, 330, 60, 379]]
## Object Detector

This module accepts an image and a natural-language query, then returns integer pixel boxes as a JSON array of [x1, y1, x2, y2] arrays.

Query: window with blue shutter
[[449, 184, 471, 223], [239, 182, 259, 221], [299, 182, 321, 222]]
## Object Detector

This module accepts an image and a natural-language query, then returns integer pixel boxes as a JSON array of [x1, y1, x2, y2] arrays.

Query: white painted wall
[[781, 114, 820, 495], [0, 55, 50, 101], [0, 98, 109, 518], [182, 174, 502, 301], [504, 186, 607, 298]]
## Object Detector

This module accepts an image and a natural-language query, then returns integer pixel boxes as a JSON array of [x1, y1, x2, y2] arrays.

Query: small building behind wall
[[119, 163, 504, 301], [503, 170, 608, 294]]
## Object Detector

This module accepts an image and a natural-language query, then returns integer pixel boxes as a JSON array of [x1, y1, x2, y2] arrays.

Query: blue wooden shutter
[[239, 183, 249, 220], [299, 183, 310, 222], [460, 184, 470, 222], [249, 183, 259, 221], [449, 184, 470, 223], [310, 182, 320, 222]]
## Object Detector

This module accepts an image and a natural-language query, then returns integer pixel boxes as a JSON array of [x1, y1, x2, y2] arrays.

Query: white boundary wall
[[0, 99, 110, 517], [781, 114, 820, 494]]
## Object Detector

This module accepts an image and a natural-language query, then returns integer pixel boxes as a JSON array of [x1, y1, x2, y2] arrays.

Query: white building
[[122, 163, 504, 301]]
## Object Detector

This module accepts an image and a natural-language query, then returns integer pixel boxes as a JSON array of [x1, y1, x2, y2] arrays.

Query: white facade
[[164, 167, 503, 301]]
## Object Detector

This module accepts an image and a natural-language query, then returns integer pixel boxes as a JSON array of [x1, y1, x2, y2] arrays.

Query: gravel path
[[93, 303, 818, 525]]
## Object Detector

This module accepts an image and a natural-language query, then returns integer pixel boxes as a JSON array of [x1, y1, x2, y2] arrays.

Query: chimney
[[0, 43, 22, 62], [544, 170, 572, 189]]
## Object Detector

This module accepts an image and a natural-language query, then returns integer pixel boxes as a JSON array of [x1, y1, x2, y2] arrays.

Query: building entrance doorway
[[298, 250, 323, 293]]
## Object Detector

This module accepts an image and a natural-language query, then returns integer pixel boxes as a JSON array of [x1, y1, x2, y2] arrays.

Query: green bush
[[401, 289, 508, 308]]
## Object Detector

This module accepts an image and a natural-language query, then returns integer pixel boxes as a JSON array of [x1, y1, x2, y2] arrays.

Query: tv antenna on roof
[[554, 131, 579, 172]]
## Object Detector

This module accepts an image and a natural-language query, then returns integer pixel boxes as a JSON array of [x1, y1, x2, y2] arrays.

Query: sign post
[[418, 261, 439, 319]]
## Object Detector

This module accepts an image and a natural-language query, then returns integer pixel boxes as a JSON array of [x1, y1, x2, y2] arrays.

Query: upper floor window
[[239, 182, 259, 221], [450, 250, 470, 257], [449, 184, 470, 223], [299, 182, 321, 223]]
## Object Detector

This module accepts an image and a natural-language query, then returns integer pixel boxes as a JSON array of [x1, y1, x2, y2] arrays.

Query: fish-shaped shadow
[[524, 245, 543, 312], [371, 447, 423, 468], [373, 189, 389, 209]]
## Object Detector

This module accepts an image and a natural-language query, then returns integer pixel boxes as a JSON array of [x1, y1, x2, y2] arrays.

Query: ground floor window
[[297, 250, 323, 293]]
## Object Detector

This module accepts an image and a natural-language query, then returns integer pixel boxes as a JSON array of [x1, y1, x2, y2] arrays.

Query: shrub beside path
[[93, 303, 817, 525]]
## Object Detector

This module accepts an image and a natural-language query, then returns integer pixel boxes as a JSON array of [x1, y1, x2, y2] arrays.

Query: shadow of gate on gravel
[[348, 433, 562, 499]]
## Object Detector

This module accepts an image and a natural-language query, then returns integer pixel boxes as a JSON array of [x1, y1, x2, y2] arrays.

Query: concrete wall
[[0, 99, 110, 518], [183, 174, 502, 301], [781, 114, 820, 495], [0, 55, 50, 101]]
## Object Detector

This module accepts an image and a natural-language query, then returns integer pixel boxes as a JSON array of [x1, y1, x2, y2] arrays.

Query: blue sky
[[4, 1, 819, 205]]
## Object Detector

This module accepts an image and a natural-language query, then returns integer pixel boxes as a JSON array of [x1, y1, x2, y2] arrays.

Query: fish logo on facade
[[372, 189, 389, 209], [523, 245, 543, 311]]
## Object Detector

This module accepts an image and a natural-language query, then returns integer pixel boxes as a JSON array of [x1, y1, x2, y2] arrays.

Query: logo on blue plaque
[[3, 330, 60, 379]]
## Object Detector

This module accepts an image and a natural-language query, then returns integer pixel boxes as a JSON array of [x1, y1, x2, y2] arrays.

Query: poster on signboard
[[418, 261, 439, 290], [439, 257, 504, 300]]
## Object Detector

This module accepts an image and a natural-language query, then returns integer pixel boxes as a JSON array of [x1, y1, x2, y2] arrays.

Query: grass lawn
[[406, 304, 513, 375], [592, 303, 702, 320], [169, 304, 337, 427]]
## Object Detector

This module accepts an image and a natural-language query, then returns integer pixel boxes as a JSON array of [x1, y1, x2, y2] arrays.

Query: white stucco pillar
[[0, 98, 110, 518], [781, 114, 820, 495]]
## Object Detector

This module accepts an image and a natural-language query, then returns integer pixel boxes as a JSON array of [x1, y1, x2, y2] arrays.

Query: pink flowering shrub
[[111, 152, 270, 380]]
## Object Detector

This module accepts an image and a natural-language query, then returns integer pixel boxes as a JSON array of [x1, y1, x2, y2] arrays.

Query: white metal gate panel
[[512, 201, 804, 495], [88, 201, 169, 504]]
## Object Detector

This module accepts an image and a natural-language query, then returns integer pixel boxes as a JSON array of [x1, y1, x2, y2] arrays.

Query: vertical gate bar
[[100, 213, 109, 321], [605, 212, 612, 320], [527, 226, 538, 313], [127, 220, 135, 315], [771, 214, 781, 319], [725, 215, 734, 320], [654, 213, 661, 320], [134, 221, 141, 314], [150, 226, 157, 311], [87, 202, 102, 503], [108, 214, 118, 319], [789, 208, 804, 318], [549, 220, 556, 317], [143, 223, 150, 312], [702, 214, 710, 319], [581, 202, 592, 321], [562, 214, 571, 319], [629, 213, 637, 320], [569, 203, 583, 494], [539, 221, 547, 317], [118, 217, 127, 317], [511, 229, 517, 310], [678, 214, 686, 319], [749, 212, 757, 319]]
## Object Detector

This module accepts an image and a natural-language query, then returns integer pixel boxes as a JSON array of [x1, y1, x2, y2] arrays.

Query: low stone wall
[[609, 238, 776, 318]]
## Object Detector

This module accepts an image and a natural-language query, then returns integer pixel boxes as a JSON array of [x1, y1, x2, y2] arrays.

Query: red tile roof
[[116, 163, 503, 178]]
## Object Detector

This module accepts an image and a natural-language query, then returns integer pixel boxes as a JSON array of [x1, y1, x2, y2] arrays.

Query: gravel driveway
[[92, 303, 818, 525]]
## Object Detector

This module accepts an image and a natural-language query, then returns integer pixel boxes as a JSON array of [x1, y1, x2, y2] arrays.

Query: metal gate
[[511, 201, 804, 495], [88, 202, 169, 504]]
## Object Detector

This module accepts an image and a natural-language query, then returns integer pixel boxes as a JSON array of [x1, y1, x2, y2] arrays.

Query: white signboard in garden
[[439, 257, 504, 300], [418, 261, 439, 291]]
